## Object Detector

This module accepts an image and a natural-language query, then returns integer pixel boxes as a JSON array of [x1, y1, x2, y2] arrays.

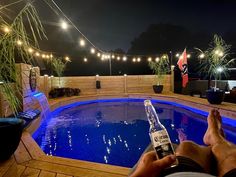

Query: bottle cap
[[144, 100, 152, 106]]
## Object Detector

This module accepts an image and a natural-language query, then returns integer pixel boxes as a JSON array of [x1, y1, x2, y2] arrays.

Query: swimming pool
[[33, 98, 236, 168]]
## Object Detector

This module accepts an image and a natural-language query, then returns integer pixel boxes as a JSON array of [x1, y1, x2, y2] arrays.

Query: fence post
[[124, 74, 127, 94], [171, 65, 175, 93], [43, 74, 49, 98]]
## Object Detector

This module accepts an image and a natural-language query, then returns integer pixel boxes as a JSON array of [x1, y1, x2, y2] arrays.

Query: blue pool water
[[33, 98, 236, 168]]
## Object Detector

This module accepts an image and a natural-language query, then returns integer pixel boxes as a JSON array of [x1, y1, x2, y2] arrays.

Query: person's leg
[[175, 141, 214, 173], [203, 109, 236, 177]]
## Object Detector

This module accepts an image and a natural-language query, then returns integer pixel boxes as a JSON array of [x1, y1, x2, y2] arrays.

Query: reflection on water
[[33, 99, 236, 167]]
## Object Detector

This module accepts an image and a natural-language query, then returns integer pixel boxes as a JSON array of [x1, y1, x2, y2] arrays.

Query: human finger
[[142, 151, 157, 162], [153, 155, 176, 169]]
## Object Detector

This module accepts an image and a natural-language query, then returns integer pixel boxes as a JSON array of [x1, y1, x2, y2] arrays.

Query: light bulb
[[3, 26, 11, 33], [61, 21, 68, 30], [90, 48, 95, 54], [199, 53, 205, 59], [80, 39, 85, 47], [17, 40, 22, 46], [28, 48, 33, 53]]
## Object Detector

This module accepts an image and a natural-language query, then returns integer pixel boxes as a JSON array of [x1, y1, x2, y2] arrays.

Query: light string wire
[[44, 0, 104, 53], [43, 0, 169, 59], [1, 0, 184, 62]]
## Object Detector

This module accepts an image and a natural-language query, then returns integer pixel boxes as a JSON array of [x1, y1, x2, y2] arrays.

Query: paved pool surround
[[1, 93, 236, 177]]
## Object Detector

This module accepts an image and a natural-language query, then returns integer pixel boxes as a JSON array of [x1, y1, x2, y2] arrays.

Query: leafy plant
[[0, 1, 46, 116], [148, 54, 169, 85], [50, 57, 69, 88], [196, 35, 235, 90]]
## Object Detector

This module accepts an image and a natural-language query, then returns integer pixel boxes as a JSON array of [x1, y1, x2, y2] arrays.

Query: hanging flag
[[177, 48, 188, 88]]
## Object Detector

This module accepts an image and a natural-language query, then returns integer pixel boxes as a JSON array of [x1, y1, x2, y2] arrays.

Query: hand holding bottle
[[129, 151, 176, 177]]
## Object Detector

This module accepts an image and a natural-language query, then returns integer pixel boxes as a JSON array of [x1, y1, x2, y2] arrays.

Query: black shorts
[[159, 156, 205, 177], [160, 156, 236, 177]]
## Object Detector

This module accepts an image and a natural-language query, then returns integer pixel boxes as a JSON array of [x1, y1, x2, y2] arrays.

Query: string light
[[123, 56, 127, 61], [117, 56, 120, 61], [46, 55, 50, 59], [28, 48, 34, 53], [112, 55, 115, 59], [132, 58, 136, 62], [61, 21, 68, 30], [50, 54, 53, 58], [215, 50, 219, 55], [216, 67, 223, 73], [42, 54, 46, 58], [148, 57, 152, 62], [90, 48, 95, 54], [175, 53, 180, 58], [65, 56, 70, 61], [97, 52, 101, 57], [155, 57, 160, 62], [3, 26, 11, 33], [80, 39, 85, 47], [199, 53, 205, 59], [35, 52, 40, 57], [16, 40, 22, 46], [137, 57, 141, 62], [219, 51, 224, 57], [162, 55, 167, 59], [84, 58, 88, 62], [187, 54, 191, 58]]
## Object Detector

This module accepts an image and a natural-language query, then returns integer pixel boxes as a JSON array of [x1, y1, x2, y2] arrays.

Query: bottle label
[[151, 130, 174, 159]]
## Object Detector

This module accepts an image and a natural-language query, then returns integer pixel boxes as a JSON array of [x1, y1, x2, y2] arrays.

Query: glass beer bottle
[[144, 100, 178, 167]]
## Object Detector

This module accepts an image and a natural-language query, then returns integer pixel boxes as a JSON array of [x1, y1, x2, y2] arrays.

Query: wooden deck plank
[[39, 155, 130, 176], [23, 160, 126, 177], [2, 164, 25, 177], [21, 132, 45, 159], [56, 174, 72, 177], [39, 170, 56, 177], [21, 167, 40, 177], [14, 141, 32, 164], [0, 156, 15, 177]]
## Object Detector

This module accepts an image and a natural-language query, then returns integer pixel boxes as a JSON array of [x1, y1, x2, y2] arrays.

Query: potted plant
[[0, 1, 46, 160], [50, 57, 69, 88], [197, 35, 235, 104], [149, 54, 170, 93]]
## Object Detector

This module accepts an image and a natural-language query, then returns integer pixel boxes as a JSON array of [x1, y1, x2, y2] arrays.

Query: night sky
[[37, 0, 236, 51], [2, 0, 236, 76]]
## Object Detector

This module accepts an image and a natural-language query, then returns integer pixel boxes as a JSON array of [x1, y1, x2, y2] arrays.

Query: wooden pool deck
[[1, 93, 236, 177], [0, 132, 130, 177]]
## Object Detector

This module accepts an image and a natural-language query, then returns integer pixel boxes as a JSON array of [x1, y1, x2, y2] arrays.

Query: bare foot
[[203, 109, 225, 146]]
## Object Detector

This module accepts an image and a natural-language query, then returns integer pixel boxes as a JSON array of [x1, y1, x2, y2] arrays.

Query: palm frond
[[0, 2, 46, 115]]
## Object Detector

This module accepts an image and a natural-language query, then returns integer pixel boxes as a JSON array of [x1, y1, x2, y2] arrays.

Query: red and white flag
[[177, 48, 188, 88]]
